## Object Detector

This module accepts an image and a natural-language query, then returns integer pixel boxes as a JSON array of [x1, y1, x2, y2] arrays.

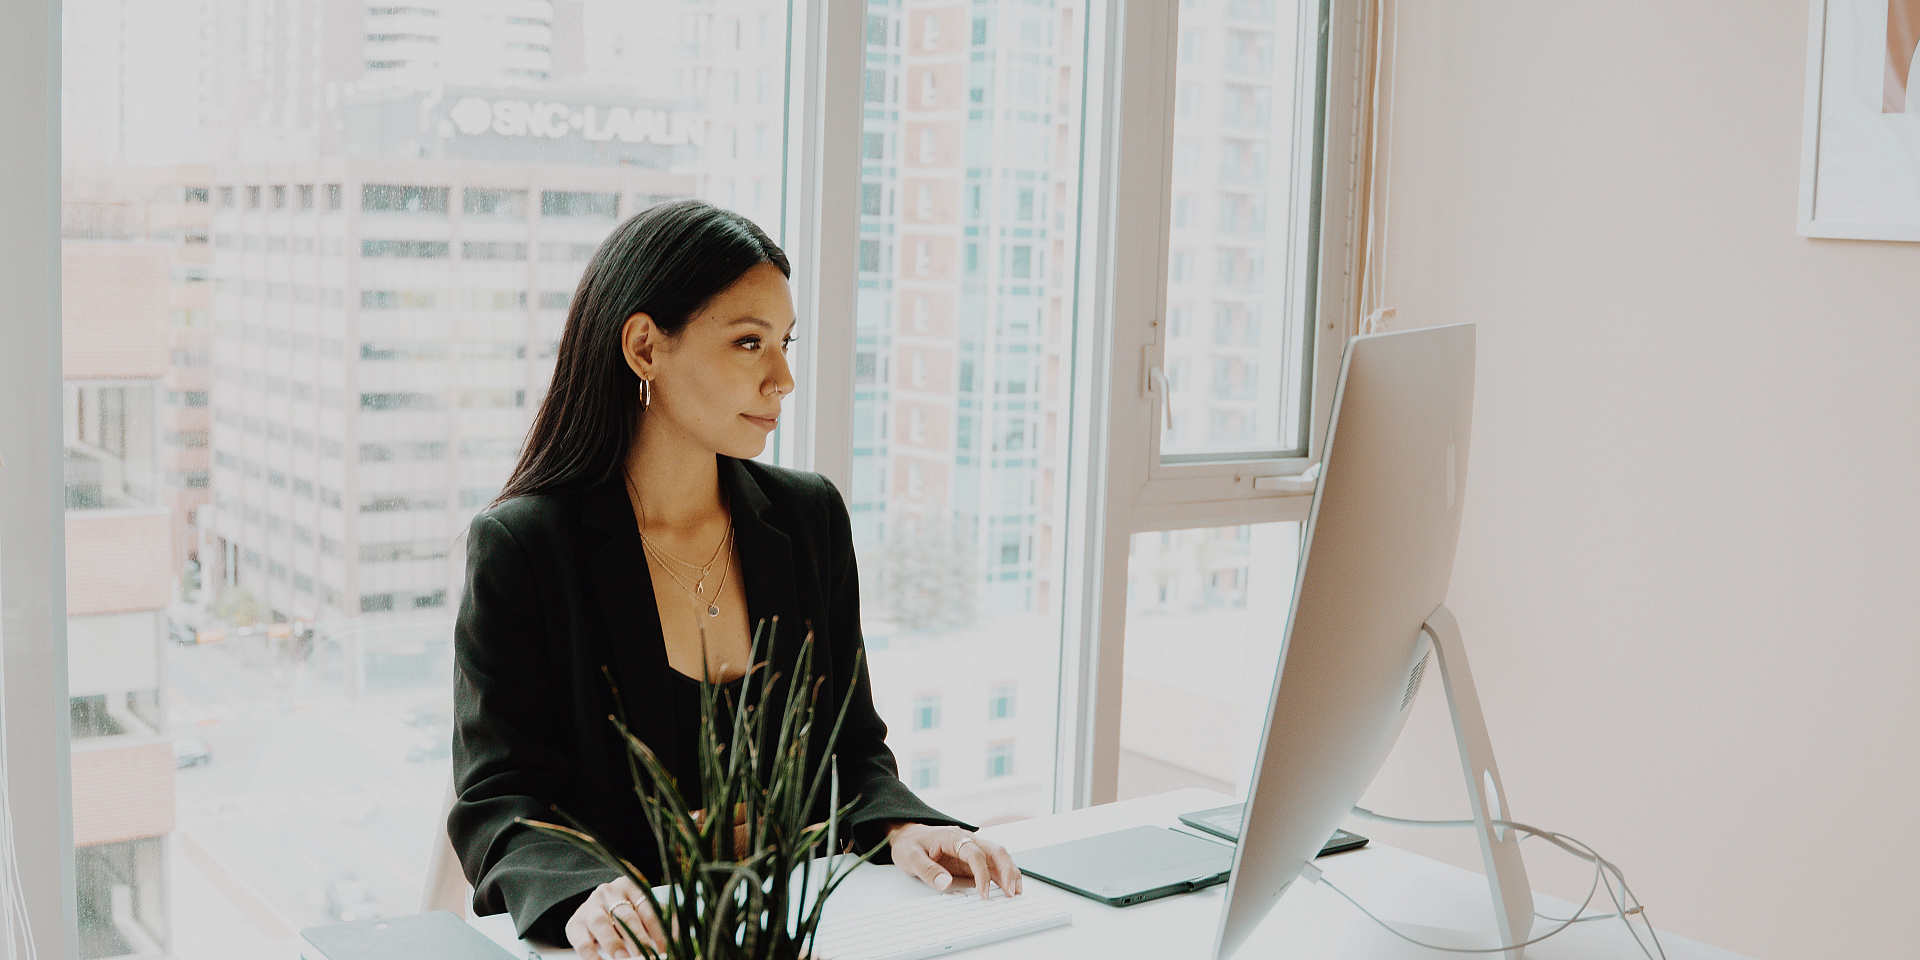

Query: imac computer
[[1211, 322, 1532, 959]]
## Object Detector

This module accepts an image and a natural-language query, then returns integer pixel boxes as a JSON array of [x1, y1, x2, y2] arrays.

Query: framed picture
[[1799, 0, 1920, 241]]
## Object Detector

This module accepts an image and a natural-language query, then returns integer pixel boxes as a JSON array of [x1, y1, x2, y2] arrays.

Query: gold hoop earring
[[640, 377, 652, 409]]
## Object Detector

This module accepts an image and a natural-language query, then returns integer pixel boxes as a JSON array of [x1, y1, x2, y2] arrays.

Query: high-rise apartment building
[[846, 0, 1085, 824]]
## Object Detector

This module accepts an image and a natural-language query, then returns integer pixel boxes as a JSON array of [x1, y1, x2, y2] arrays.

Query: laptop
[[1019, 807, 1370, 909], [1178, 802, 1369, 853]]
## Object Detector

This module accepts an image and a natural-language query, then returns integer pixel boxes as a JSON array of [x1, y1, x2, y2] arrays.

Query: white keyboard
[[807, 891, 1072, 960]]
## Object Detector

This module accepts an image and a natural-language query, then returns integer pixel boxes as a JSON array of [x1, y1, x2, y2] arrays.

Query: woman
[[449, 200, 1022, 959]]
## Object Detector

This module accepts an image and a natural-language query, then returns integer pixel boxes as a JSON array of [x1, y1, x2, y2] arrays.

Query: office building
[[202, 148, 694, 630]]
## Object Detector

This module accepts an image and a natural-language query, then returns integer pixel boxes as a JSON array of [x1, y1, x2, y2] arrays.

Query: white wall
[[1349, 4, 1920, 959]]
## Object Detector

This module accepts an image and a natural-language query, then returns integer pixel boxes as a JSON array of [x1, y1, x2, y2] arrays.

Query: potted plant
[[516, 618, 877, 959]]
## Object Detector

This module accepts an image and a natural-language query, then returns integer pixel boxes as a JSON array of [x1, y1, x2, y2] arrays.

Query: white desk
[[472, 788, 1753, 960]]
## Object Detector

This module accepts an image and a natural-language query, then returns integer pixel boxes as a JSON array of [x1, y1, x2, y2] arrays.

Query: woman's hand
[[885, 822, 1023, 899], [565, 876, 665, 959]]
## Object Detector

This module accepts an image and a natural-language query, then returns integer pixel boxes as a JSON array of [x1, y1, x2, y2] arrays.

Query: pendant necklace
[[629, 475, 735, 618]]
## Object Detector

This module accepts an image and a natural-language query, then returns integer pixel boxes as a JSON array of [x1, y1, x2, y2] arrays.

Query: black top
[[449, 457, 970, 943], [658, 669, 745, 808]]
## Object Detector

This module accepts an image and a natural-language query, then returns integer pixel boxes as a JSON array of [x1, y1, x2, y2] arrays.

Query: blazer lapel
[[720, 458, 809, 697], [578, 480, 670, 736]]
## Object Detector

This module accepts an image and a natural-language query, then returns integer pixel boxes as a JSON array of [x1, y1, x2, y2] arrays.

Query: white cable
[[1326, 807, 1667, 960], [1352, 805, 1473, 828]]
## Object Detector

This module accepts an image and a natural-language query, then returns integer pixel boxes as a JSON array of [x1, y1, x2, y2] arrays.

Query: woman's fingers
[[567, 879, 665, 960], [892, 836, 954, 891], [976, 835, 1023, 896], [948, 833, 998, 898], [564, 914, 598, 960], [606, 878, 667, 947]]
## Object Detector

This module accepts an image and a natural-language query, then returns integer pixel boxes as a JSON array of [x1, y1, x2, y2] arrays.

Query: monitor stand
[[1423, 604, 1532, 960]]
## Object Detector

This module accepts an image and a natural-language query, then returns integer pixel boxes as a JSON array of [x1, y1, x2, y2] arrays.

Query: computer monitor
[[1212, 322, 1525, 958]]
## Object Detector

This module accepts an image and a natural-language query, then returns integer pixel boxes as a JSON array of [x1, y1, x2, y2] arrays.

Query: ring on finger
[[956, 836, 977, 851]]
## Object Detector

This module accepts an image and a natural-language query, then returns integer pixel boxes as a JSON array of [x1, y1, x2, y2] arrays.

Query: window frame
[[1112, 0, 1353, 530], [1, 0, 78, 951]]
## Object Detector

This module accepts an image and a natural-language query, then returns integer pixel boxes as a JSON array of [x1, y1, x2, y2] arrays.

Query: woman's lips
[[742, 413, 779, 430]]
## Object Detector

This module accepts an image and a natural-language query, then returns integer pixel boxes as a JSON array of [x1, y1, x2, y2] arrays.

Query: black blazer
[[450, 457, 969, 942]]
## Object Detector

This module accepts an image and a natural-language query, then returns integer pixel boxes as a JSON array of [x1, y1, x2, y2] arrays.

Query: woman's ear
[[621, 312, 659, 379]]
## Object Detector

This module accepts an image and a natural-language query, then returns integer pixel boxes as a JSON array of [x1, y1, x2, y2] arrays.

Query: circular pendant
[[708, 604, 720, 618]]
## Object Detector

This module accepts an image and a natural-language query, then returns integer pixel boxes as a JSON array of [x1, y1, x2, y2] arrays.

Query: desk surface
[[471, 788, 1752, 960]]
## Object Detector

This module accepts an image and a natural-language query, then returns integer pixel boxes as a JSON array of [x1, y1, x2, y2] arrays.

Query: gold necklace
[[627, 474, 735, 619], [643, 526, 734, 618]]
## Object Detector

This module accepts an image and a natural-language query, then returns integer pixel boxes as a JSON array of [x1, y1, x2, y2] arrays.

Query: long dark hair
[[493, 199, 790, 506]]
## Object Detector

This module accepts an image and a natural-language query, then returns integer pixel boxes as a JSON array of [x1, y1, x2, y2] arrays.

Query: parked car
[[322, 872, 382, 923], [172, 736, 212, 768]]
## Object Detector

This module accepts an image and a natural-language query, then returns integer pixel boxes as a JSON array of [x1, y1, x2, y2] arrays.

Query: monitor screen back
[[1212, 323, 1476, 959]]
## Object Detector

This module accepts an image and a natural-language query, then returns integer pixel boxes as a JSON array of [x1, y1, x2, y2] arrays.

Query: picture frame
[[1799, 0, 1920, 241]]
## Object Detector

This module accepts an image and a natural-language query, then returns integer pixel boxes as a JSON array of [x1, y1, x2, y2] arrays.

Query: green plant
[[516, 618, 879, 959]]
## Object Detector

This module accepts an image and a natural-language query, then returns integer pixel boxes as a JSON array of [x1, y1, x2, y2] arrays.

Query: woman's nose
[[767, 349, 796, 398]]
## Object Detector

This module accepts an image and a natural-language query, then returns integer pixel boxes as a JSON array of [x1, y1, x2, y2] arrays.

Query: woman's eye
[[780, 336, 796, 352], [737, 338, 762, 351]]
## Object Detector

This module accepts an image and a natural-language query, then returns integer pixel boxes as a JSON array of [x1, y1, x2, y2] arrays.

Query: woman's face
[[623, 261, 798, 460]]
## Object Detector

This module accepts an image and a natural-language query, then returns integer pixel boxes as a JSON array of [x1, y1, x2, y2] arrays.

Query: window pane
[[853, 0, 1088, 827], [1160, 1, 1315, 461], [1117, 523, 1299, 800], [61, 1, 792, 953]]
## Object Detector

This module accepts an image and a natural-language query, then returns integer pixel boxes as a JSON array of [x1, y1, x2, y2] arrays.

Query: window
[[361, 239, 450, 258], [463, 241, 528, 260], [986, 742, 1014, 778], [464, 188, 529, 218], [25, 2, 1361, 953], [1118, 523, 1296, 798], [1135, 0, 1334, 479], [913, 694, 941, 731], [990, 683, 1015, 720], [851, 7, 1090, 823], [541, 191, 619, 219], [911, 753, 940, 790], [362, 184, 449, 213]]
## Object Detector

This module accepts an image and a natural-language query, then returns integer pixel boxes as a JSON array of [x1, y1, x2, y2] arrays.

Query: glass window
[[540, 190, 620, 219], [59, 1, 794, 951], [1117, 522, 1298, 800], [362, 184, 449, 213], [986, 741, 1014, 779], [911, 753, 940, 791], [913, 694, 942, 731], [854, 2, 1087, 827], [462, 188, 529, 219], [1158, 1, 1315, 462], [989, 682, 1015, 720]]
